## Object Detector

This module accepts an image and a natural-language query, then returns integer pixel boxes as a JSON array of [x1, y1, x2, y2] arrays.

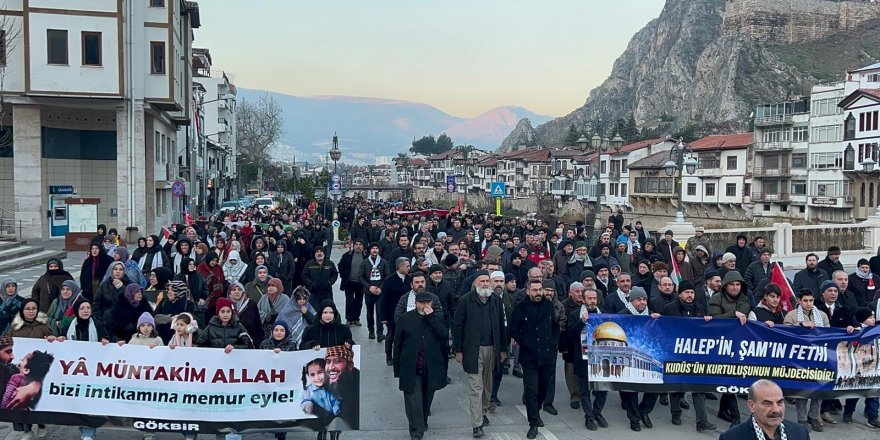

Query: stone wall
[[722, 0, 880, 43]]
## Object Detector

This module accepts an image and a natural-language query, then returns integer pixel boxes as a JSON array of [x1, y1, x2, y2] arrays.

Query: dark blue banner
[[584, 315, 880, 398]]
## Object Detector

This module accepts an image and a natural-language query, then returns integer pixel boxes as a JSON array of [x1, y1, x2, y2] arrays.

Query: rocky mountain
[[504, 0, 880, 150], [235, 88, 549, 163], [498, 118, 538, 153]]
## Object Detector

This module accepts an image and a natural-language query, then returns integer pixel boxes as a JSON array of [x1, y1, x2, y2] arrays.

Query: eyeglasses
[[23, 306, 38, 311]]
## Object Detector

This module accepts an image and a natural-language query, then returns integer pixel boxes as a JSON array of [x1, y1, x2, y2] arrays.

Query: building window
[[792, 126, 808, 142], [150, 41, 166, 74], [726, 156, 737, 170], [869, 73, 880, 82], [686, 183, 696, 196], [0, 30, 6, 66], [812, 125, 842, 143], [621, 183, 627, 197], [859, 111, 879, 132], [150, 0, 165, 6], [600, 161, 606, 174], [812, 98, 843, 117], [698, 153, 720, 169], [763, 204, 771, 212], [47, 29, 68, 65], [621, 159, 628, 170], [726, 183, 737, 197], [705, 183, 716, 197], [81, 32, 102, 66], [810, 152, 842, 169], [792, 181, 806, 195], [792, 153, 807, 169]]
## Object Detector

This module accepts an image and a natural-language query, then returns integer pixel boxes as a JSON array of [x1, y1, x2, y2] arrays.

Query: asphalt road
[[2, 247, 880, 439]]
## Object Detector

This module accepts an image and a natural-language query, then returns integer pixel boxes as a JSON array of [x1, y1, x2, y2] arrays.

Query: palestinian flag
[[670, 253, 683, 286], [770, 261, 795, 312]]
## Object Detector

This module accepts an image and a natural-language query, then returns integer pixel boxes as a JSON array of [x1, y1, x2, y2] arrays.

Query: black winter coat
[[300, 320, 354, 350], [80, 253, 114, 299], [393, 310, 448, 393], [197, 315, 251, 349], [302, 259, 339, 296], [452, 292, 507, 374], [380, 273, 409, 323], [94, 276, 129, 324], [108, 295, 154, 342], [339, 250, 366, 291], [509, 298, 560, 367]]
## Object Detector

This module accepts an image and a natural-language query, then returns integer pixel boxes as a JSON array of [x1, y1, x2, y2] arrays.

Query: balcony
[[753, 166, 791, 177], [754, 114, 793, 126], [751, 192, 790, 202], [754, 141, 793, 151]]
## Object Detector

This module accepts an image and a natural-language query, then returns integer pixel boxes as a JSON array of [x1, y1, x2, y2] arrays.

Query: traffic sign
[[446, 176, 456, 193], [171, 180, 186, 198], [490, 181, 507, 197], [332, 220, 340, 228], [328, 174, 343, 196]]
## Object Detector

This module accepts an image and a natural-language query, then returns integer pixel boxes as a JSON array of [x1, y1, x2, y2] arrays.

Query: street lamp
[[662, 138, 698, 223], [329, 133, 342, 230], [578, 133, 611, 228], [396, 155, 412, 200], [862, 158, 877, 172], [455, 145, 476, 210]]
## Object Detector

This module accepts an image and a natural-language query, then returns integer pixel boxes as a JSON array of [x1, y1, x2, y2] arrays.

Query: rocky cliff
[[502, 0, 879, 150], [498, 118, 538, 152]]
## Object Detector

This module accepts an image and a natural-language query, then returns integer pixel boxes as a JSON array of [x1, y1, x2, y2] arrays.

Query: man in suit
[[720, 379, 810, 440], [381, 258, 411, 364]]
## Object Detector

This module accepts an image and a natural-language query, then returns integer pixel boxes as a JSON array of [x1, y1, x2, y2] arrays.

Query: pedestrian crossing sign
[[491, 182, 506, 197]]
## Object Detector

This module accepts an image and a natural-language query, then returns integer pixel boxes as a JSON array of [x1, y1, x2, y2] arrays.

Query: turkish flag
[[770, 261, 795, 312]]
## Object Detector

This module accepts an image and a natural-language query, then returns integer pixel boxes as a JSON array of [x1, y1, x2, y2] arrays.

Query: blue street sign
[[490, 181, 507, 197], [49, 185, 75, 195], [446, 176, 456, 193], [171, 180, 186, 198], [328, 173, 343, 195]]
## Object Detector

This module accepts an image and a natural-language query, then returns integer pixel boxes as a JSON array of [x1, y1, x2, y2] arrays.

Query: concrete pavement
[[2, 245, 880, 439]]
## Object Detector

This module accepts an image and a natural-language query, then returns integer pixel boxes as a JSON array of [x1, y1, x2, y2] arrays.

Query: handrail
[[0, 206, 13, 218]]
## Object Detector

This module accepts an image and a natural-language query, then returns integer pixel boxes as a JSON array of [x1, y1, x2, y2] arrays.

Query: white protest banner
[[0, 339, 360, 435]]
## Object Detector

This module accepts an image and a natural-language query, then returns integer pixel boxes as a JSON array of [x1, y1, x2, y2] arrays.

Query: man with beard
[[617, 289, 661, 431], [661, 280, 716, 432], [360, 243, 391, 341], [685, 227, 711, 259], [453, 270, 507, 438], [425, 239, 448, 267], [553, 241, 574, 285], [567, 287, 608, 430], [394, 272, 444, 323], [380, 258, 411, 362], [325, 344, 361, 433], [635, 239, 663, 264], [817, 246, 844, 279], [593, 264, 617, 299], [720, 380, 809, 440], [510, 279, 560, 439], [302, 247, 339, 310], [379, 230, 398, 260], [744, 247, 773, 295], [793, 253, 829, 295], [649, 276, 677, 314], [566, 242, 592, 283], [489, 271, 512, 410], [709, 271, 751, 427], [393, 288, 449, 440], [339, 240, 367, 326], [561, 282, 585, 410], [1, 336, 46, 415], [539, 260, 568, 299], [390, 235, 415, 263]]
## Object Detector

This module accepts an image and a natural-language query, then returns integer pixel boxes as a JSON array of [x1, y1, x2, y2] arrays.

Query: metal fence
[[791, 225, 866, 253]]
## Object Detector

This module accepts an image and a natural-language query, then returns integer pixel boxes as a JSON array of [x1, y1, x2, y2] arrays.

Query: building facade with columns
[[0, 0, 200, 240]]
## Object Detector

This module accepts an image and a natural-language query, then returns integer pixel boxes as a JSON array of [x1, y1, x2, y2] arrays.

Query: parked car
[[218, 200, 240, 213], [255, 197, 275, 210]]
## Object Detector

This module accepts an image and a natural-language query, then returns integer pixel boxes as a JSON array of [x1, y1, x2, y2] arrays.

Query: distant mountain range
[[235, 88, 552, 164]]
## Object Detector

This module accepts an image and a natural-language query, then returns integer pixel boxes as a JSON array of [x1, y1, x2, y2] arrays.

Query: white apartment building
[[685, 133, 752, 219], [598, 138, 676, 210], [840, 63, 880, 220], [0, 0, 200, 240]]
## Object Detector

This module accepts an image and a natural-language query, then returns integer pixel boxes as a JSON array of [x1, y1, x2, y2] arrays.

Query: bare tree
[[0, 4, 22, 150], [235, 93, 283, 185]]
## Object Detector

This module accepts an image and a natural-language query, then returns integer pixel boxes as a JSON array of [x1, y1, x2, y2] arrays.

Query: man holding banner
[[617, 288, 661, 432]]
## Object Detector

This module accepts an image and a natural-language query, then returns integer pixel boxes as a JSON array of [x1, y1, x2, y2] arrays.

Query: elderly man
[[453, 270, 508, 438], [720, 380, 809, 440], [710, 270, 751, 427], [510, 279, 560, 439], [562, 282, 586, 409], [617, 288, 661, 431]]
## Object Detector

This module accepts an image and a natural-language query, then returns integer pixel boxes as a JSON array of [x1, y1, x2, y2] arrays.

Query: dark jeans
[[719, 394, 741, 420], [542, 357, 557, 406], [577, 374, 607, 420], [365, 293, 383, 334], [522, 364, 554, 426], [621, 392, 659, 422], [310, 290, 333, 312], [344, 285, 364, 321], [671, 392, 707, 424], [844, 397, 879, 419], [403, 373, 435, 437]]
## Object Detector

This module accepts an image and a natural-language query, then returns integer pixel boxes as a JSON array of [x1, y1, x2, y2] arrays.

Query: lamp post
[[396, 154, 412, 200], [329, 133, 342, 240], [662, 139, 698, 223]]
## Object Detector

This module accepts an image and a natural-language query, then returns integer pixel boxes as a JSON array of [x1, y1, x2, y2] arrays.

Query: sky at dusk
[[196, 1, 666, 118]]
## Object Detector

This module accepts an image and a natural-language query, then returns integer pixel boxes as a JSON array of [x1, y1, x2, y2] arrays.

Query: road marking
[[515, 405, 560, 440]]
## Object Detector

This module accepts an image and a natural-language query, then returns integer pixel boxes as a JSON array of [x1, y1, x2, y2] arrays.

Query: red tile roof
[[689, 133, 754, 151], [426, 150, 461, 161], [619, 138, 665, 153]]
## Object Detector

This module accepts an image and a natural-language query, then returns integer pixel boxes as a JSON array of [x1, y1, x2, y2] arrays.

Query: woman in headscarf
[[257, 278, 290, 341], [193, 242, 209, 265], [47, 280, 81, 335], [108, 284, 154, 342], [242, 252, 273, 285], [31, 258, 73, 314], [145, 267, 173, 308], [199, 252, 228, 322], [130, 237, 148, 264], [0, 278, 23, 335], [138, 234, 171, 277], [222, 250, 248, 287], [300, 299, 354, 350], [80, 243, 114, 300], [154, 280, 197, 342], [229, 281, 263, 346], [94, 261, 130, 324], [174, 257, 208, 305], [275, 286, 316, 350], [9, 298, 51, 339], [107, 246, 147, 287], [244, 264, 272, 304], [213, 236, 230, 262]]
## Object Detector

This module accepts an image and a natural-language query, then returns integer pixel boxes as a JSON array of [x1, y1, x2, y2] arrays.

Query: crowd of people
[[1, 195, 880, 440]]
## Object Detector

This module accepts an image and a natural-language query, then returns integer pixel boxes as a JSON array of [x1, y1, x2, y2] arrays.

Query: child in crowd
[[259, 321, 296, 439], [168, 312, 199, 349], [301, 358, 340, 419], [127, 312, 163, 348]]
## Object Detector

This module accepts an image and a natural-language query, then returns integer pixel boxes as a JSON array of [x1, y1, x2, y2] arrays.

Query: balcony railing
[[753, 166, 791, 176], [754, 141, 793, 151], [754, 115, 793, 126], [751, 192, 790, 202]]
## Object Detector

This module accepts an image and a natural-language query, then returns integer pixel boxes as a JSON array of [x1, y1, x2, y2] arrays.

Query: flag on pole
[[159, 226, 173, 247], [670, 251, 683, 285], [769, 261, 795, 312]]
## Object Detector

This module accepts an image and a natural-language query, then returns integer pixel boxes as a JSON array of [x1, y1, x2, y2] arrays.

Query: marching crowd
[[2, 195, 880, 440]]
